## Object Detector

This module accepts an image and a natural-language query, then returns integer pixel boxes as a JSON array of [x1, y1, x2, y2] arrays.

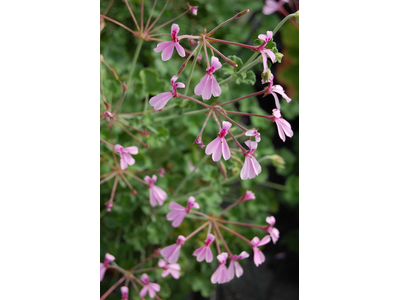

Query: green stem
[[184, 41, 203, 95], [127, 39, 144, 91], [154, 108, 208, 122], [273, 12, 297, 35]]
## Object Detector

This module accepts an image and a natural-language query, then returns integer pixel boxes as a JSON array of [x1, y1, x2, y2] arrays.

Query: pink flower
[[120, 286, 129, 300], [144, 175, 167, 207], [211, 252, 231, 284], [100, 253, 115, 281], [257, 31, 276, 72], [160, 235, 186, 263], [194, 56, 222, 100], [194, 136, 205, 148], [241, 190, 256, 202], [227, 251, 250, 280], [105, 201, 113, 212], [193, 233, 215, 263], [149, 75, 185, 111], [266, 216, 280, 244], [251, 236, 271, 267], [159, 168, 166, 177], [187, 2, 198, 15], [265, 74, 291, 109], [240, 140, 262, 180], [114, 144, 138, 170], [139, 273, 161, 299], [272, 109, 293, 142], [158, 259, 181, 279], [205, 121, 232, 162], [245, 129, 261, 142], [166, 196, 200, 227], [154, 24, 185, 61], [262, 0, 289, 15]]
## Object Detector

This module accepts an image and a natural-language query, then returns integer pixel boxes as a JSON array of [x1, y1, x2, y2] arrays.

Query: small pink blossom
[[211, 252, 231, 284], [187, 2, 198, 15], [160, 235, 186, 263], [120, 286, 129, 300], [149, 75, 185, 111], [100, 253, 115, 281], [158, 259, 181, 279], [257, 31, 275, 73], [245, 129, 261, 142], [266, 216, 280, 244], [240, 140, 262, 180], [159, 168, 166, 177], [166, 196, 200, 227], [154, 24, 185, 61], [188, 161, 199, 172], [251, 236, 271, 267], [114, 144, 138, 170], [105, 201, 113, 212], [265, 74, 291, 108], [194, 56, 222, 100], [205, 121, 232, 162], [193, 233, 215, 263], [144, 175, 167, 207], [139, 273, 161, 299], [227, 251, 250, 280], [194, 136, 205, 148], [262, 0, 289, 15], [241, 190, 256, 202], [272, 109, 293, 142]]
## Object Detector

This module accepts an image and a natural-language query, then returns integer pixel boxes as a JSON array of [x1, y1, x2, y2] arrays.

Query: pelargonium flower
[[120, 286, 129, 300], [205, 121, 232, 162], [187, 2, 198, 15], [194, 56, 222, 100], [241, 190, 256, 202], [227, 251, 250, 280], [265, 74, 291, 108], [154, 24, 185, 61], [144, 175, 167, 207], [245, 129, 261, 142], [166, 196, 200, 227], [272, 109, 293, 142], [266, 216, 280, 244], [100, 253, 115, 281], [158, 168, 166, 177], [194, 136, 205, 149], [158, 259, 181, 279], [193, 233, 215, 263], [114, 144, 138, 170], [149, 75, 185, 111], [160, 235, 186, 263], [139, 273, 161, 299], [251, 236, 271, 267], [240, 140, 262, 180], [211, 252, 231, 284], [262, 0, 289, 15], [257, 31, 276, 73]]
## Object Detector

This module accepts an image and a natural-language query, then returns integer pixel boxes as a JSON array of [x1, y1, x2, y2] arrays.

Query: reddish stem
[[123, 0, 140, 32], [100, 14, 137, 35], [213, 221, 232, 256], [219, 89, 267, 107], [185, 221, 210, 241], [206, 37, 257, 50], [218, 223, 252, 246]]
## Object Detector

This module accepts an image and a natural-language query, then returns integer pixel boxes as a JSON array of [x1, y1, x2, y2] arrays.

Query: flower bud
[[270, 154, 285, 169], [120, 286, 129, 300]]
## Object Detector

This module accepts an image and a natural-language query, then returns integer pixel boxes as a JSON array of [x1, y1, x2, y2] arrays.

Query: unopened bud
[[100, 17, 106, 32], [227, 59, 238, 67], [177, 62, 187, 76], [241, 190, 255, 202], [275, 52, 284, 62], [236, 9, 250, 18], [105, 201, 113, 212], [219, 161, 228, 180], [120, 286, 129, 300], [122, 82, 127, 92], [131, 189, 138, 195], [270, 154, 285, 169], [103, 100, 111, 110], [100, 54, 104, 62]]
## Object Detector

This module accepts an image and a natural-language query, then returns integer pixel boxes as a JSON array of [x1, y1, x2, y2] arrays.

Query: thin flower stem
[[225, 132, 246, 142], [216, 110, 248, 132], [154, 108, 209, 122], [218, 223, 252, 246], [229, 148, 243, 154], [207, 9, 249, 36], [218, 219, 268, 230], [228, 131, 246, 153], [131, 252, 158, 271], [140, 0, 144, 31], [124, 172, 148, 185], [218, 89, 267, 107], [115, 119, 145, 134], [272, 12, 297, 35], [223, 110, 274, 121], [119, 173, 134, 190], [101, 172, 117, 185], [198, 109, 213, 137], [130, 275, 145, 287], [100, 275, 126, 300], [231, 155, 244, 165], [114, 122, 148, 148], [148, 9, 189, 34], [214, 222, 232, 257], [116, 109, 155, 117], [148, 33, 170, 37], [172, 154, 209, 197], [239, 52, 259, 71], [177, 43, 200, 76], [108, 263, 128, 274], [100, 15, 137, 35], [100, 138, 114, 148], [103, 0, 115, 15], [190, 210, 211, 219], [144, 0, 157, 32], [237, 55, 263, 73], [129, 278, 140, 294], [217, 196, 243, 217], [203, 36, 210, 69], [185, 221, 211, 241], [112, 87, 127, 115], [146, 0, 169, 32], [176, 93, 212, 108], [206, 37, 256, 50], [109, 175, 120, 202], [109, 127, 119, 167], [127, 38, 144, 92], [101, 171, 114, 178], [212, 111, 222, 131], [213, 227, 221, 254], [184, 41, 203, 96], [205, 41, 237, 66], [124, 0, 140, 32], [132, 267, 162, 274]]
